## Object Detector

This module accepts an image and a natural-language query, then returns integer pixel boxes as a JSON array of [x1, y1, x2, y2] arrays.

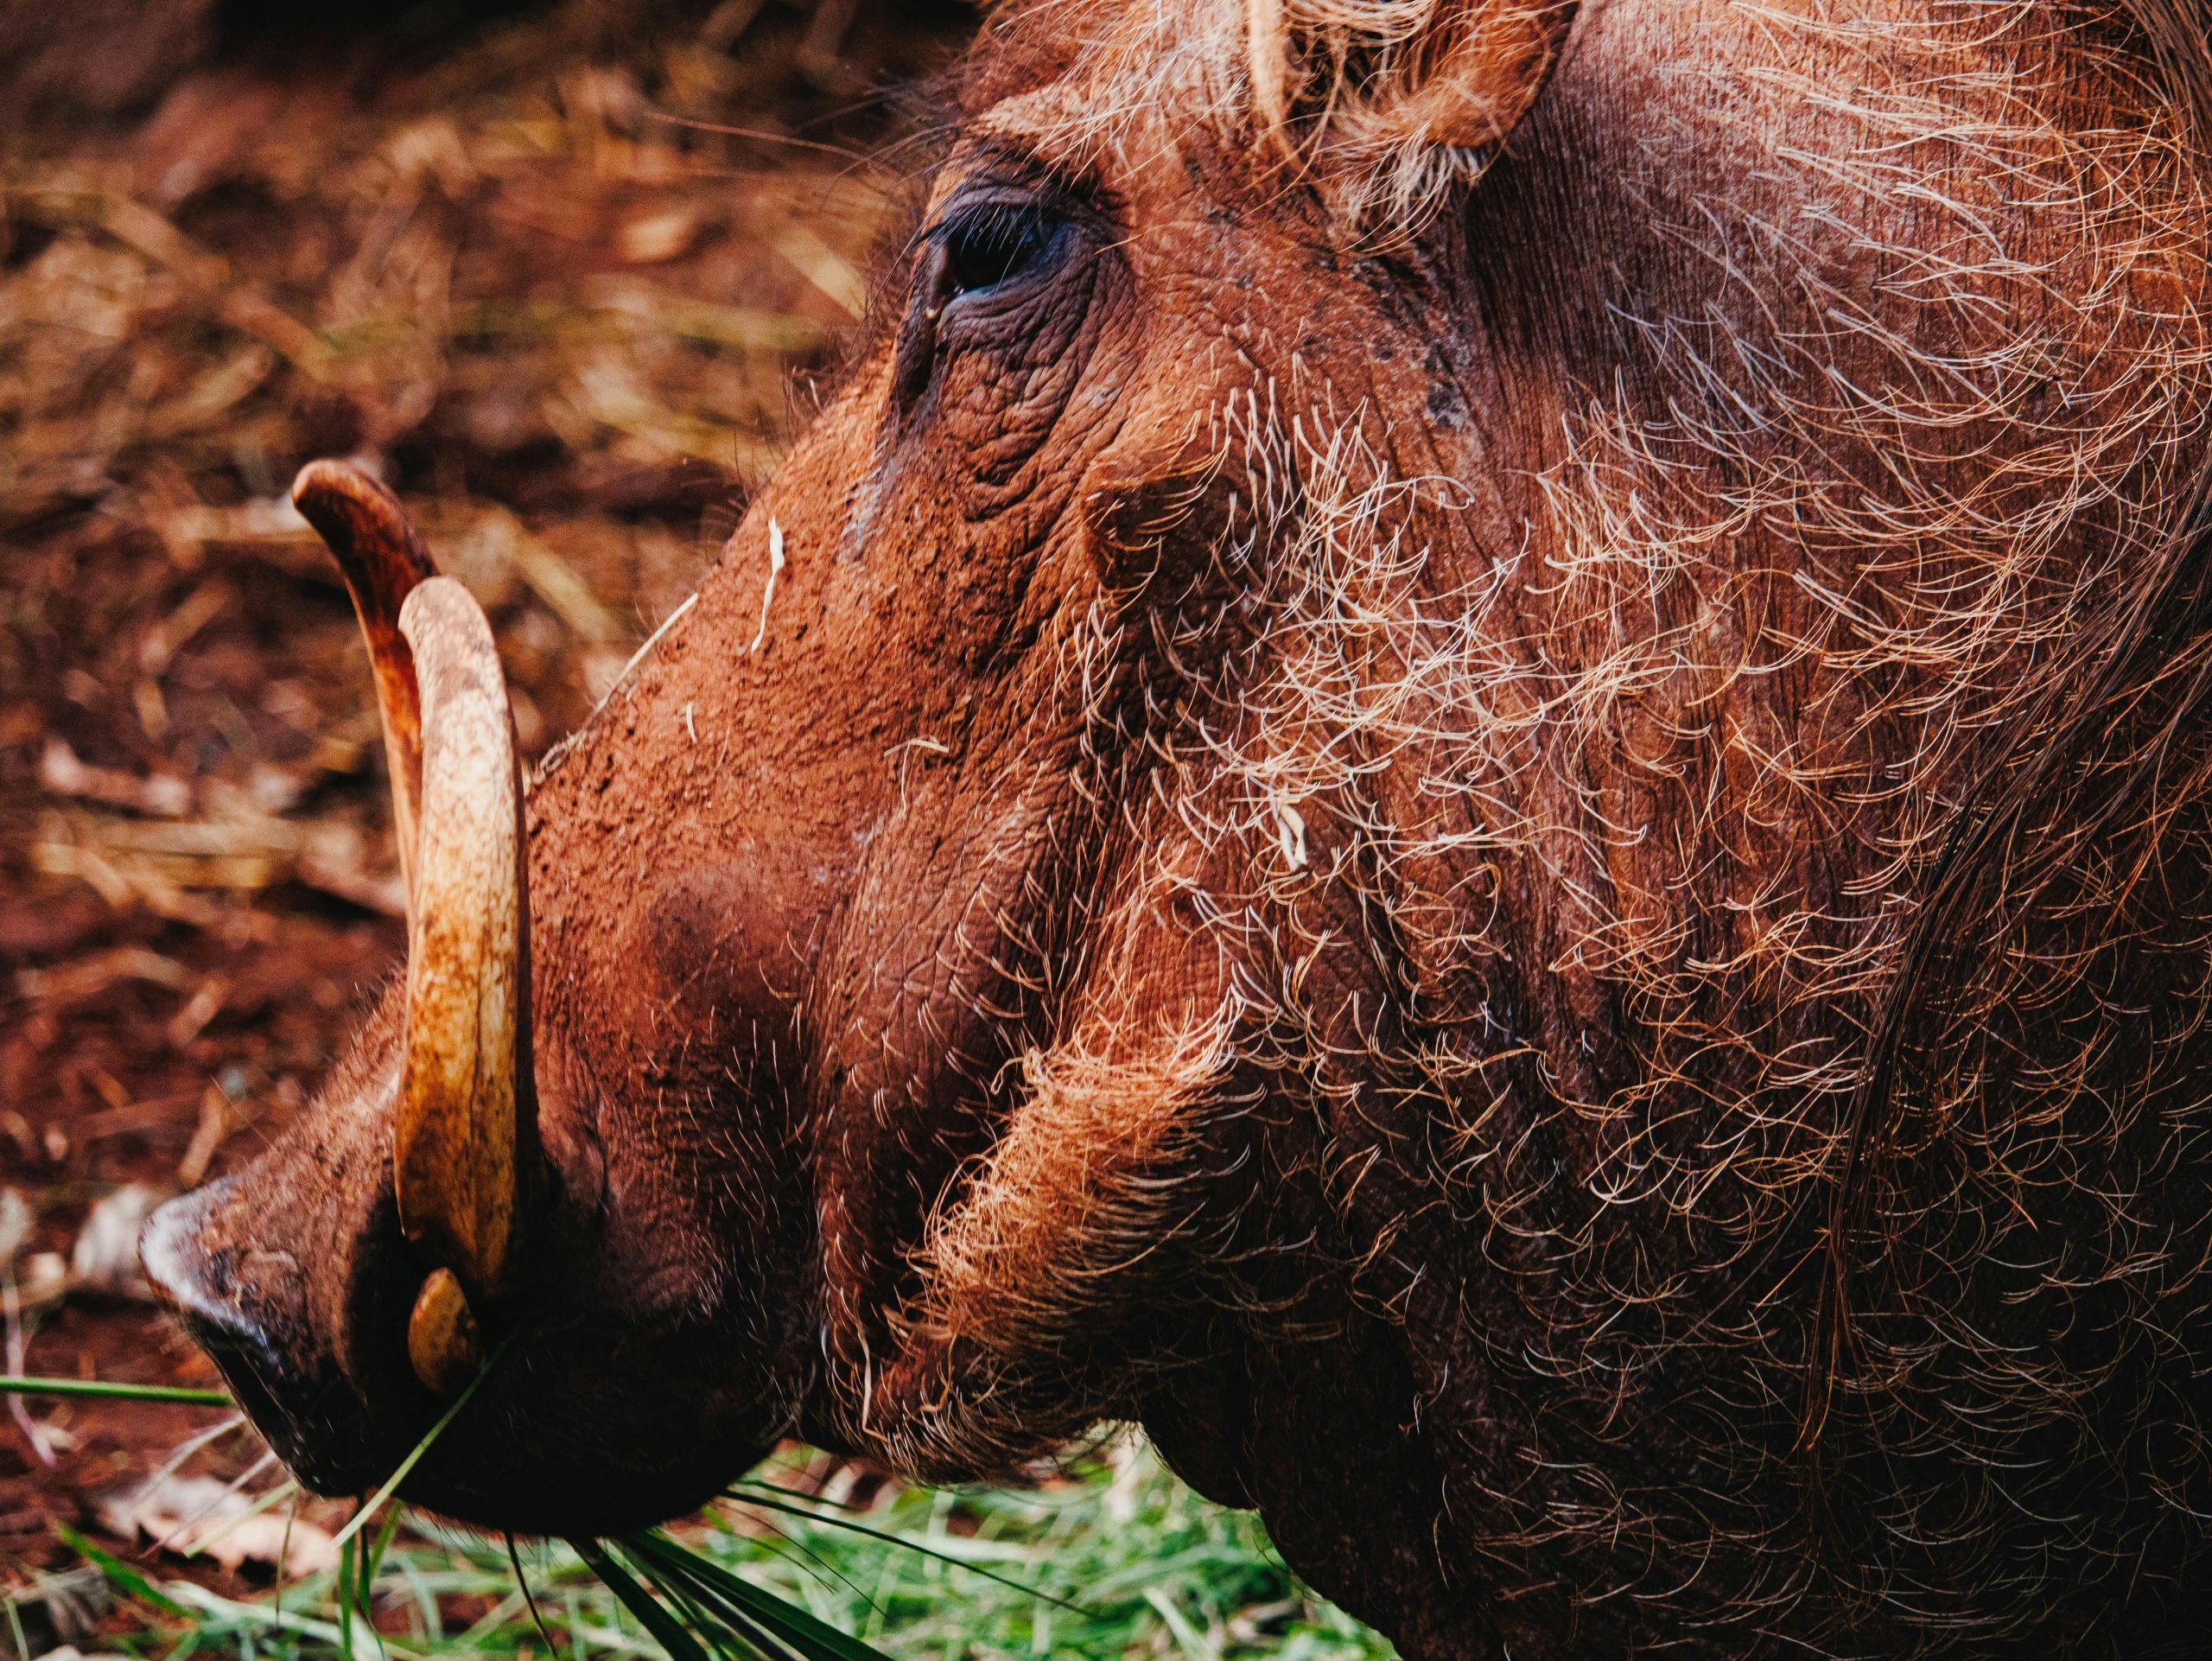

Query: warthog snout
[[140, 1173, 387, 1495], [139, 1177, 287, 1397], [137, 461, 789, 1535]]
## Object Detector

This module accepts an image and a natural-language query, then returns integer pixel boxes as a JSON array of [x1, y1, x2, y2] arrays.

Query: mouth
[[143, 1165, 787, 1530]]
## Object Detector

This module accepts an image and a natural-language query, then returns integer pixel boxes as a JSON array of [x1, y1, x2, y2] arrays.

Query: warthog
[[142, 0, 2212, 1652]]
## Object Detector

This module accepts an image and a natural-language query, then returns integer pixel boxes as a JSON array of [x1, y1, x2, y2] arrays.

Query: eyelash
[[933, 200, 1061, 298]]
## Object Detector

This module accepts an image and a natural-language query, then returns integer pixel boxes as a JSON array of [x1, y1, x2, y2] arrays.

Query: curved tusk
[[290, 461, 435, 913], [293, 461, 535, 1396], [396, 576, 535, 1310]]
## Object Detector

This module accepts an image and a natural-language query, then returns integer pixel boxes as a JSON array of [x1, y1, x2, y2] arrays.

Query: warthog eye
[[891, 185, 1088, 417], [941, 200, 1058, 296]]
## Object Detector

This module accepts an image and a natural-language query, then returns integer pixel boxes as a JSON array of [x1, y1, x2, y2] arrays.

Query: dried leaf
[[16, 1251, 69, 1309], [583, 275, 825, 353], [99, 1474, 338, 1577], [35, 806, 404, 916], [166, 977, 229, 1049], [175, 1085, 236, 1188], [16, 945, 192, 1004], [771, 220, 866, 317], [71, 1183, 170, 1297], [137, 582, 231, 675], [618, 204, 702, 264]]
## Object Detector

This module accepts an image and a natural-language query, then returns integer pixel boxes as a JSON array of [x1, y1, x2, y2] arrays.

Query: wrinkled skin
[[143, 0, 2212, 1654]]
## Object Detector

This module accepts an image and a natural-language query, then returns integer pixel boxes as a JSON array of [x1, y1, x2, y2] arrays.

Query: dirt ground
[[0, 0, 972, 1621]]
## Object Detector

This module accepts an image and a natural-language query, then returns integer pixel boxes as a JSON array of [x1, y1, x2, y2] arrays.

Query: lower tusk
[[294, 461, 536, 1391], [395, 576, 533, 1301], [407, 1268, 482, 1397]]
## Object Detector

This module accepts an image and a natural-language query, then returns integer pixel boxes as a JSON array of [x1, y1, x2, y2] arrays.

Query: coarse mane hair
[[969, 0, 1577, 236], [1822, 0, 2212, 1395], [1808, 0, 2212, 1546], [847, 0, 2212, 1647]]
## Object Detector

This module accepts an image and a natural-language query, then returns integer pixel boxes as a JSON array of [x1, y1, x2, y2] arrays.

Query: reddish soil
[[0, 0, 972, 1616]]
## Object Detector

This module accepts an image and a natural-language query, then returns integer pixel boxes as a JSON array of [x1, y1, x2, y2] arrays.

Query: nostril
[[140, 1180, 385, 1496], [140, 1181, 293, 1375], [141, 1182, 250, 1333], [140, 1180, 331, 1440]]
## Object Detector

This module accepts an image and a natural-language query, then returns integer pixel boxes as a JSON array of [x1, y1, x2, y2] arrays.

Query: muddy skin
[[145, 1, 2212, 1654]]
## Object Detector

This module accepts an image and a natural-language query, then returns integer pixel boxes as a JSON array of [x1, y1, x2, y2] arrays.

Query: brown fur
[[148, 2, 2212, 1655]]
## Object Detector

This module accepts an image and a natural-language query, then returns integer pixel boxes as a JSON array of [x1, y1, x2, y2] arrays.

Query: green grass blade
[[363, 1502, 407, 1597], [613, 1539, 804, 1661], [54, 1523, 189, 1616], [329, 1347, 501, 1553], [623, 1531, 893, 1661], [3, 1375, 232, 1406], [162, 1579, 425, 1658], [721, 1489, 1093, 1614], [353, 1514, 394, 1661], [623, 1556, 814, 1661], [713, 1514, 874, 1615], [58, 1427, 1391, 1661], [570, 1538, 715, 1661], [723, 1480, 863, 1512], [615, 1544, 790, 1661], [507, 1533, 563, 1656], [336, 1511, 357, 1661]]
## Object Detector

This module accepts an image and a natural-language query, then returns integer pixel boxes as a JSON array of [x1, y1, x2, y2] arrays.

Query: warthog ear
[[1246, 0, 1578, 225]]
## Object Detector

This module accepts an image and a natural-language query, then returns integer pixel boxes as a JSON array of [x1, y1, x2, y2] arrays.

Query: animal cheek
[[576, 1162, 737, 1322], [929, 351, 1090, 496], [641, 862, 810, 1044]]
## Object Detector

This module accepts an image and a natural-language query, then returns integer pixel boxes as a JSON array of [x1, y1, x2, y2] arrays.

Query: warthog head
[[145, 0, 2212, 1652]]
